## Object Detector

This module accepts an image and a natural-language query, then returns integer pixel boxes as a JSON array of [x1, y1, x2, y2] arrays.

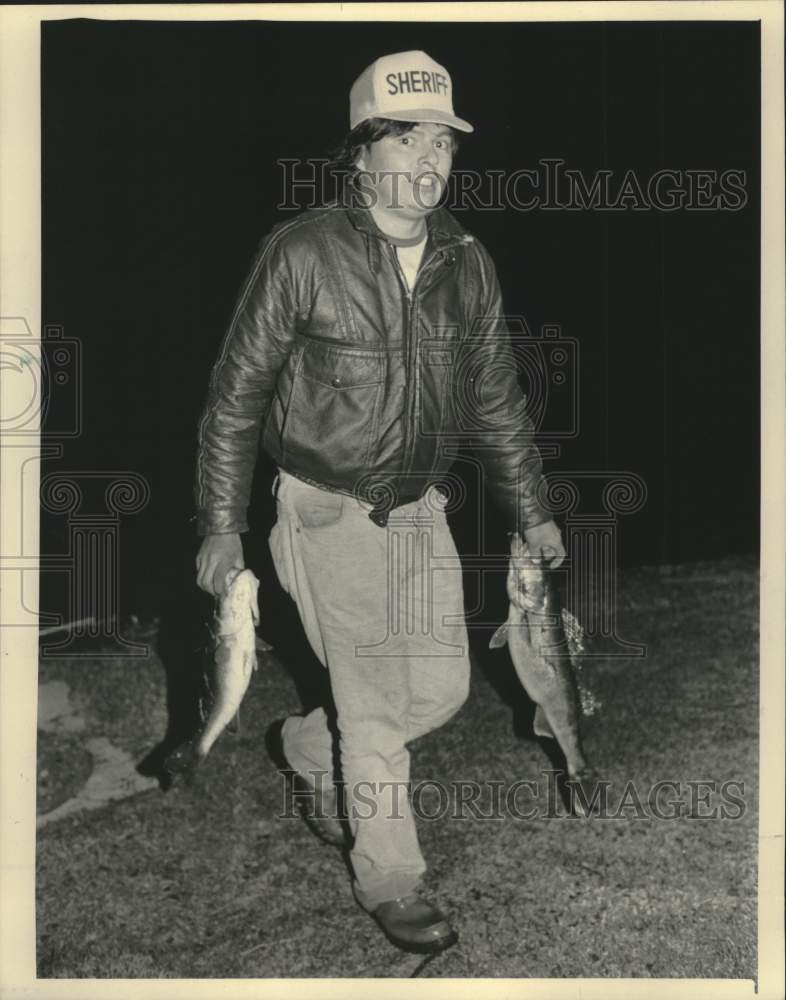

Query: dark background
[[41, 18, 760, 623]]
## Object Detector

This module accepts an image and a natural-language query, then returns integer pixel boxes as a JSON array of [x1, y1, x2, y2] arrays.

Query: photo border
[[1, 3, 782, 998]]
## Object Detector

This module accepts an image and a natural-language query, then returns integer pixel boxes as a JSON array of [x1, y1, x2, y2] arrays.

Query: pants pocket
[[268, 519, 291, 595], [291, 490, 344, 530]]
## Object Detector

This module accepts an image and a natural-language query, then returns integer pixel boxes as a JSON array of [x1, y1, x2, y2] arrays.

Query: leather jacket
[[195, 198, 551, 535]]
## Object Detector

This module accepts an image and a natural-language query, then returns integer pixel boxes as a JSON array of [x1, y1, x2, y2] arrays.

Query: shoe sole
[[299, 807, 346, 848], [379, 927, 459, 955], [266, 721, 346, 848]]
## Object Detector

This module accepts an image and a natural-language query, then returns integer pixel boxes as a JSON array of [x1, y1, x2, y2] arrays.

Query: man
[[195, 50, 565, 954]]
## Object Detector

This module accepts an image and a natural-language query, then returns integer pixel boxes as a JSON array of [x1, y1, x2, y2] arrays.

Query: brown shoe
[[292, 773, 346, 848], [265, 719, 345, 848], [373, 894, 458, 954]]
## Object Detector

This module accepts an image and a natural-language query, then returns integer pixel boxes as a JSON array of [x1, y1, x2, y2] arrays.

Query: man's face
[[356, 123, 455, 219]]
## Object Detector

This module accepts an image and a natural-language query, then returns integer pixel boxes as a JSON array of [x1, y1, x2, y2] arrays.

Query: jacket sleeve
[[462, 239, 552, 534], [194, 232, 299, 535]]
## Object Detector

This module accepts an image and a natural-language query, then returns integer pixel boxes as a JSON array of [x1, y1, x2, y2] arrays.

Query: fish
[[163, 567, 260, 780], [490, 534, 600, 810], [198, 566, 260, 755]]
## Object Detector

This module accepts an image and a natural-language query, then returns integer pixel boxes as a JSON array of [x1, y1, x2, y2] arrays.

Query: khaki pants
[[268, 470, 470, 910]]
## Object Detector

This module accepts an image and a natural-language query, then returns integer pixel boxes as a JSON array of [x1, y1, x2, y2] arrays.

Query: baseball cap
[[349, 50, 474, 134]]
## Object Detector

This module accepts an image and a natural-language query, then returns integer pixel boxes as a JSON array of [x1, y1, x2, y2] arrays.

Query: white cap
[[349, 50, 474, 133]]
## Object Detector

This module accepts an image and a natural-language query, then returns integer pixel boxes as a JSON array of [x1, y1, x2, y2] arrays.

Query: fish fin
[[489, 623, 509, 649], [250, 574, 261, 627], [225, 707, 241, 736], [533, 705, 555, 739]]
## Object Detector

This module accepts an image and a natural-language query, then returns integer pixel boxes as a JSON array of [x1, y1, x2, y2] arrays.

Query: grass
[[36, 554, 758, 979]]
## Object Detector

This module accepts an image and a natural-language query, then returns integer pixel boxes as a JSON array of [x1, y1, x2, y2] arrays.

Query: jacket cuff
[[518, 508, 553, 534], [195, 508, 248, 537]]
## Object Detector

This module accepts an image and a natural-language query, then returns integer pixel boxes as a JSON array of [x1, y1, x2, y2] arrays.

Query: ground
[[35, 555, 758, 980]]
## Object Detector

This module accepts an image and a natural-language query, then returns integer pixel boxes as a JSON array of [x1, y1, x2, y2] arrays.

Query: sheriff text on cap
[[350, 51, 474, 134]]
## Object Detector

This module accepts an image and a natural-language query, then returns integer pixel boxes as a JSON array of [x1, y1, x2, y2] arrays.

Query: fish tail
[[532, 705, 555, 739], [162, 739, 203, 781], [227, 707, 242, 735]]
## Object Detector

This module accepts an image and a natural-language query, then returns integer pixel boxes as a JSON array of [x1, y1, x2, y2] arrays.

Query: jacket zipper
[[386, 244, 413, 503], [387, 241, 456, 491]]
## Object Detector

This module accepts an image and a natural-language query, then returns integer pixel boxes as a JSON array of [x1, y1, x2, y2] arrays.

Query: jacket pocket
[[281, 339, 384, 482], [419, 339, 458, 439]]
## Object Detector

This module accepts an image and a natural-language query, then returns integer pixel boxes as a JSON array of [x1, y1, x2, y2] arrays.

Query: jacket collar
[[340, 185, 473, 252]]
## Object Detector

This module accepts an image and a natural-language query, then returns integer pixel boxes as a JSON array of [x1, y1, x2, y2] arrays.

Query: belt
[[273, 468, 421, 528], [368, 491, 423, 528]]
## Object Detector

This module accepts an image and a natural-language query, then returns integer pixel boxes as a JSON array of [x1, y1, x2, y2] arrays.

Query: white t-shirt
[[395, 235, 428, 293]]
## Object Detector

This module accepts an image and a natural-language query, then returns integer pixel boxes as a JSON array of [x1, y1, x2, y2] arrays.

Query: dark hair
[[326, 117, 461, 183]]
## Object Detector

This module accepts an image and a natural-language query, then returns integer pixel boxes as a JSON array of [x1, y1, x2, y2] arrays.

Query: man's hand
[[522, 519, 566, 569], [196, 533, 244, 598]]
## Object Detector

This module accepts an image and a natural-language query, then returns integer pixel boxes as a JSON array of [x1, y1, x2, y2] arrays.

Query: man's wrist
[[195, 508, 248, 536], [520, 514, 553, 536]]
